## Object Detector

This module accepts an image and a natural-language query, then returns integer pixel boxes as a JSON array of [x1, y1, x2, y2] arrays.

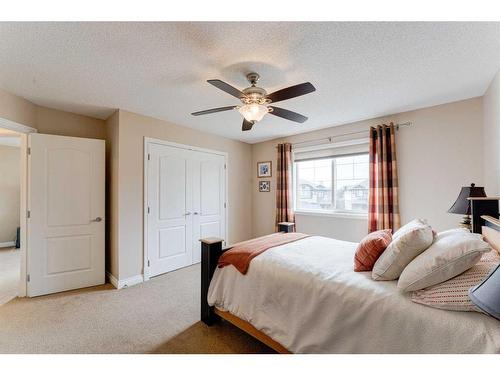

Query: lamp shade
[[447, 183, 486, 215], [469, 264, 500, 320]]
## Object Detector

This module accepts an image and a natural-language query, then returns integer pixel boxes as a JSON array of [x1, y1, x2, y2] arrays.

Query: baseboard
[[0, 241, 15, 248], [106, 271, 119, 289], [106, 271, 143, 289]]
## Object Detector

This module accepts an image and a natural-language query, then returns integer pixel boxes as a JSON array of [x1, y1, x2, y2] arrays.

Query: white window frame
[[292, 139, 369, 220]]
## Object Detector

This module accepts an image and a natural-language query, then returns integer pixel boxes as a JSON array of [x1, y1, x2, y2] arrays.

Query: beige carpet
[[0, 264, 273, 354], [0, 247, 20, 305]]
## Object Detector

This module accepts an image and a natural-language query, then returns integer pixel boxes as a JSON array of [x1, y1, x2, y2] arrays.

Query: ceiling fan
[[191, 73, 316, 131]]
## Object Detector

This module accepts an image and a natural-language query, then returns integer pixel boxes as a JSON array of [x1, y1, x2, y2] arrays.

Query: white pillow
[[398, 229, 491, 292], [372, 219, 434, 281], [410, 250, 500, 312]]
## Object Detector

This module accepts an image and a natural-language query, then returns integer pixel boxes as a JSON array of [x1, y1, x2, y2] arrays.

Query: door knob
[[193, 212, 199, 215], [91, 217, 102, 222]]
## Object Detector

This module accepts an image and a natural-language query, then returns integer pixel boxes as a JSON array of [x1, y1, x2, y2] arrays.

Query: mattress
[[207, 236, 500, 353]]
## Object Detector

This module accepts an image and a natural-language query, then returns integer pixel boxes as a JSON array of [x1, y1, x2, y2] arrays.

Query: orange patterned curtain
[[368, 123, 401, 232], [275, 143, 295, 230]]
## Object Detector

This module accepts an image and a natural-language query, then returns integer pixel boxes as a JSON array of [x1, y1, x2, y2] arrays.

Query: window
[[294, 154, 369, 214]]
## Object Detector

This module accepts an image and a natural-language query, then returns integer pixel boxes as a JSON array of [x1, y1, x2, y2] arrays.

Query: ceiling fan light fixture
[[192, 74, 315, 131], [237, 103, 269, 123]]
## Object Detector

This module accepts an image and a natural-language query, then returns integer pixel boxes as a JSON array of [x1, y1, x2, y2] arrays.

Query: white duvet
[[207, 236, 500, 353]]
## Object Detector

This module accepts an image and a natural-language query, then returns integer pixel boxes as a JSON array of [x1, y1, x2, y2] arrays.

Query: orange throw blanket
[[218, 232, 309, 274]]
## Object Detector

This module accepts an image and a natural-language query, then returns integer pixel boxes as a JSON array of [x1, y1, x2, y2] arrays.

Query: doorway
[[144, 138, 228, 280], [0, 117, 36, 302], [0, 127, 21, 304], [0, 116, 106, 300]]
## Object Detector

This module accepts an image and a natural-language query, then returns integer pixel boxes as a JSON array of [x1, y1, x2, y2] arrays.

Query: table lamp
[[447, 183, 486, 230], [469, 264, 500, 321]]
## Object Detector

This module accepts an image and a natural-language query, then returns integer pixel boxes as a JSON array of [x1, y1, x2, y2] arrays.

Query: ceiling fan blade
[[207, 79, 246, 99], [242, 119, 254, 131], [266, 82, 316, 103], [191, 106, 237, 116], [269, 106, 308, 123]]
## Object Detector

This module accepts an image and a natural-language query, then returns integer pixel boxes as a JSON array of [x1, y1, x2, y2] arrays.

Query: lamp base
[[458, 215, 472, 232]]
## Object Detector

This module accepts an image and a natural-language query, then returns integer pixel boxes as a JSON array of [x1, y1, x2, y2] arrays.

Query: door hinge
[[26, 274, 30, 282], [27, 147, 31, 155], [147, 206, 150, 214], [148, 153, 151, 161], [224, 163, 226, 169], [224, 202, 226, 208], [147, 260, 150, 267], [27, 210, 31, 218]]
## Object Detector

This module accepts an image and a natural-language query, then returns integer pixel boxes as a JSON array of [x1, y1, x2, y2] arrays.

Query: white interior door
[[27, 134, 105, 297], [147, 143, 193, 277], [191, 151, 226, 263]]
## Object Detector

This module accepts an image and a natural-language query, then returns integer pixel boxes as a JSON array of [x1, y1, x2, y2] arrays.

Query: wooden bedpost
[[200, 237, 224, 325]]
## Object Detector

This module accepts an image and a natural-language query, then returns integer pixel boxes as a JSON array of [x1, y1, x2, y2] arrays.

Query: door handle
[[193, 212, 199, 215], [91, 217, 103, 222], [184, 212, 192, 216]]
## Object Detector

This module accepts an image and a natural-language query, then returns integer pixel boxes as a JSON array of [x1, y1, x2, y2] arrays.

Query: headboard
[[482, 216, 500, 254], [469, 197, 499, 234]]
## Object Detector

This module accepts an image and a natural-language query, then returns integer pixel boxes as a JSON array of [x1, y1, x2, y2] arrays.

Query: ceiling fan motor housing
[[241, 86, 269, 104]]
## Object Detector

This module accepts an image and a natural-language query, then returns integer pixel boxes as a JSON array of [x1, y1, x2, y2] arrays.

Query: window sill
[[294, 210, 368, 220]]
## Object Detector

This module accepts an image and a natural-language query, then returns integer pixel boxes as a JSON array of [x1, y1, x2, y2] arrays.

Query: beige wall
[[35, 106, 106, 139], [0, 88, 106, 140], [483, 69, 500, 196], [0, 88, 37, 128], [0, 145, 20, 243], [252, 98, 484, 241], [112, 110, 253, 279]]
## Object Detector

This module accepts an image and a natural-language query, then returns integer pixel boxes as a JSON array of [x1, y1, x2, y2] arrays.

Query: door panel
[[159, 226, 186, 258], [46, 236, 92, 274], [159, 155, 186, 220], [47, 148, 91, 226], [27, 134, 105, 297], [148, 143, 193, 276], [200, 161, 221, 216], [192, 151, 226, 264]]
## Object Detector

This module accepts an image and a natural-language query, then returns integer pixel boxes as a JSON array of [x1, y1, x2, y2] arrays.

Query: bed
[[200, 212, 500, 353]]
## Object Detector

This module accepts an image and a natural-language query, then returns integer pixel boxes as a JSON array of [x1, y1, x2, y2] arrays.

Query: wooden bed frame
[[200, 223, 294, 354], [200, 201, 500, 354]]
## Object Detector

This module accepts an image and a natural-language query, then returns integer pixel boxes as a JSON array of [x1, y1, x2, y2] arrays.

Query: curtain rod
[[288, 121, 412, 148]]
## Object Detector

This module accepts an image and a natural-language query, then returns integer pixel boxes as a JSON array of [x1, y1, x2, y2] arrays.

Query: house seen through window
[[294, 154, 369, 214]]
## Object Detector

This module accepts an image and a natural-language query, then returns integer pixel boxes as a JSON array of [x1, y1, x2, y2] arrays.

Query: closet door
[[191, 151, 226, 263], [147, 143, 193, 277]]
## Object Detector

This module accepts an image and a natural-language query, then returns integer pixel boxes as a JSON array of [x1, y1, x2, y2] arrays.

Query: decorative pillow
[[354, 229, 392, 272], [398, 229, 491, 292], [372, 219, 434, 281], [411, 250, 500, 312]]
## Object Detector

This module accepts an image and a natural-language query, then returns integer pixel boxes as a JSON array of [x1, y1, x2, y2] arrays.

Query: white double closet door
[[146, 141, 226, 277]]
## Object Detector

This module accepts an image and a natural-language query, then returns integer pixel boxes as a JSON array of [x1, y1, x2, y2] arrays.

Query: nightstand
[[278, 222, 295, 233]]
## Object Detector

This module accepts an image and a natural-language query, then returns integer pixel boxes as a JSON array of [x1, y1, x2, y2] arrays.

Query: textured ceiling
[[0, 22, 499, 143]]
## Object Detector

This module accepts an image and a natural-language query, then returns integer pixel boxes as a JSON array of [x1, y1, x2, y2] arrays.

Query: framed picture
[[259, 180, 271, 192], [257, 161, 272, 178]]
